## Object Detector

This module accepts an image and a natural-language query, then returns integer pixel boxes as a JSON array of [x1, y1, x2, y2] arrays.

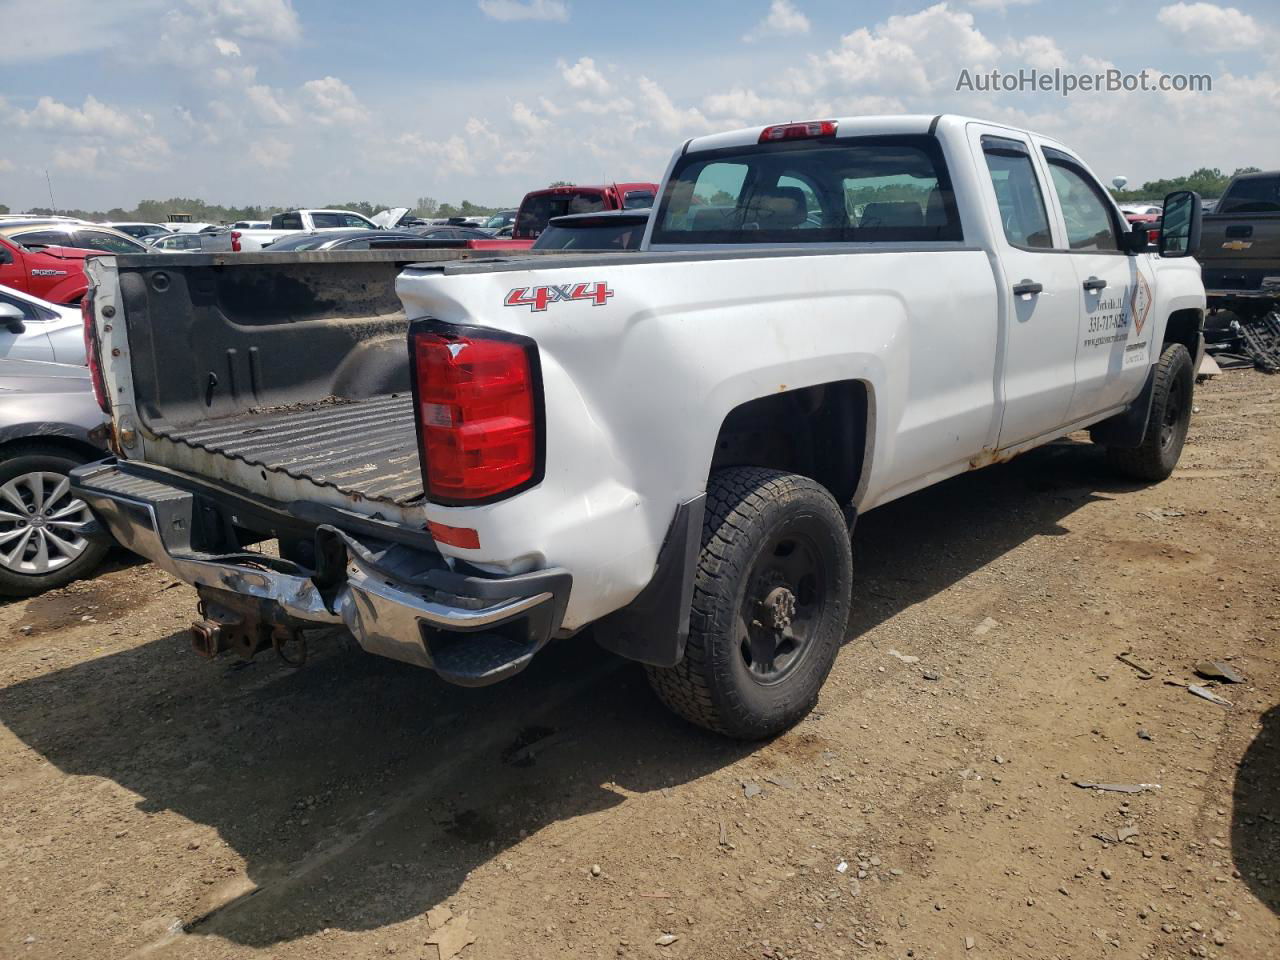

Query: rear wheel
[[0, 445, 109, 597], [646, 467, 853, 740], [1104, 342, 1194, 482]]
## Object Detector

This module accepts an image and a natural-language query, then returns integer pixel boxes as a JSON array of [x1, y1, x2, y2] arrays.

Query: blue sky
[[1, 0, 1277, 211]]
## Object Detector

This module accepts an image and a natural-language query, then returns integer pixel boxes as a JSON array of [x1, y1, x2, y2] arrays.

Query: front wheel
[[1104, 343, 1194, 482], [645, 467, 853, 740], [0, 445, 110, 597]]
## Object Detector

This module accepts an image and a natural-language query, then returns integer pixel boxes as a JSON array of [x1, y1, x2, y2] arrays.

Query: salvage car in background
[[0, 221, 147, 303], [0, 358, 110, 596], [0, 287, 86, 364], [104, 222, 173, 242], [264, 230, 430, 252]]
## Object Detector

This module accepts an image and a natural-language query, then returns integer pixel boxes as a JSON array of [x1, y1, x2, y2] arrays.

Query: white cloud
[[213, 37, 241, 57], [465, 116, 501, 148], [1005, 34, 1068, 70], [394, 133, 475, 176], [744, 0, 811, 42], [1157, 2, 1263, 51], [511, 100, 549, 133], [636, 77, 710, 133], [703, 88, 795, 124], [248, 137, 294, 172], [301, 76, 366, 126], [802, 3, 999, 97], [51, 144, 101, 172], [478, 0, 568, 22], [245, 85, 294, 125], [14, 95, 139, 137], [966, 0, 1038, 10], [559, 56, 611, 94]]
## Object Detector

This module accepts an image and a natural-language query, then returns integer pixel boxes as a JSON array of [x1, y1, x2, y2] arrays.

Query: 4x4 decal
[[505, 281, 614, 312]]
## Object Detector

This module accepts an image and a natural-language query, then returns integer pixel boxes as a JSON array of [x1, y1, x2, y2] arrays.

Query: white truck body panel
[[87, 113, 1207, 660]]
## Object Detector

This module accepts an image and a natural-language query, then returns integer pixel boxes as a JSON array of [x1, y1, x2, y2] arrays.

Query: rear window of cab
[[652, 134, 962, 245]]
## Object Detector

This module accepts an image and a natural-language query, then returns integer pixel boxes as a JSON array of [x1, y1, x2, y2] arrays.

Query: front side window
[[13, 230, 73, 249], [652, 135, 962, 244], [981, 136, 1052, 249], [1043, 152, 1120, 252]]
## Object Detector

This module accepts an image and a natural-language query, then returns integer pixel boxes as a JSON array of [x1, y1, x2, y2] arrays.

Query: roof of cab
[[681, 114, 1061, 154]]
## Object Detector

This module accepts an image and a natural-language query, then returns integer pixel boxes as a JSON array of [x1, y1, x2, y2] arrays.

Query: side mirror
[[0, 302, 27, 334], [1159, 190, 1202, 258]]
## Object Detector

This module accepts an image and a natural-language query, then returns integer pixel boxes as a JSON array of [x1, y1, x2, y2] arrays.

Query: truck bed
[[152, 394, 423, 507]]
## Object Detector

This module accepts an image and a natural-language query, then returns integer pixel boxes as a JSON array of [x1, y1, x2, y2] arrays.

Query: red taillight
[[759, 120, 837, 143], [230, 230, 242, 253], [80, 295, 110, 413], [410, 328, 541, 504], [1148, 228, 1160, 245]]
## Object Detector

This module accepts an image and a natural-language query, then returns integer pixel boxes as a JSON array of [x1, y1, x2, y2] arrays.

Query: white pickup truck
[[73, 114, 1206, 739], [204, 207, 409, 251]]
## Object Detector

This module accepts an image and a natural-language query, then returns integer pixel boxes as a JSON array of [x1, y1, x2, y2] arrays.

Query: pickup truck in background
[[1, 221, 148, 303], [204, 207, 409, 252], [1198, 170, 1280, 317], [503, 182, 659, 245], [74, 114, 1206, 740]]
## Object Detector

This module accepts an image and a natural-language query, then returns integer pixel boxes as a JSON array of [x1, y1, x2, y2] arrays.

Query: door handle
[[1012, 279, 1043, 296], [1082, 276, 1107, 292]]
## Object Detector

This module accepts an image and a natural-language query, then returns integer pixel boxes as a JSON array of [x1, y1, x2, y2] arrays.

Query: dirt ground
[[1, 370, 1277, 960]]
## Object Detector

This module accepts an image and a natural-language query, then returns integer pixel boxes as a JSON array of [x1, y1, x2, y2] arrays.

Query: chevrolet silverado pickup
[[74, 115, 1207, 739], [1198, 170, 1280, 317]]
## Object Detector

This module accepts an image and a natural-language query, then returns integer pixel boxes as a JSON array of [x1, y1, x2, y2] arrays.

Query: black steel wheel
[[646, 467, 853, 740]]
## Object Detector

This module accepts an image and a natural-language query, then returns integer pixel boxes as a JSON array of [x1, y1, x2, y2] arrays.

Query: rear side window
[[273, 213, 303, 230], [1218, 175, 1280, 214], [622, 189, 655, 209], [652, 135, 962, 245], [981, 136, 1052, 249]]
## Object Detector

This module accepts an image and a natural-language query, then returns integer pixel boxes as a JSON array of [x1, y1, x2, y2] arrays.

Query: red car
[[0, 222, 147, 304]]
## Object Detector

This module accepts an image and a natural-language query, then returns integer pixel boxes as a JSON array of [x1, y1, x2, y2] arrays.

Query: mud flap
[[1089, 364, 1157, 449], [593, 494, 706, 668]]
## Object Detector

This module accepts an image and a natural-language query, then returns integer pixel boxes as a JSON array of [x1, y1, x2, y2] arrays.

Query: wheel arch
[[708, 378, 873, 507]]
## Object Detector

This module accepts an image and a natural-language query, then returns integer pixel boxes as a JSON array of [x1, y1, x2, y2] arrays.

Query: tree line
[[1111, 167, 1262, 201], [0, 196, 511, 223]]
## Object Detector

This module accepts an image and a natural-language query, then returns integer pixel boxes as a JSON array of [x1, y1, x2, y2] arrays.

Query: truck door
[[1036, 144, 1156, 419], [0, 239, 29, 293], [968, 126, 1082, 447]]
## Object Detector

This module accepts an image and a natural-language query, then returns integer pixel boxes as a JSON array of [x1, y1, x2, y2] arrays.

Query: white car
[[0, 286, 85, 365], [79, 114, 1207, 740]]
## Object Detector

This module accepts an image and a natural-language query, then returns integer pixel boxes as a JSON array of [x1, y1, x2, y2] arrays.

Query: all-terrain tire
[[1105, 343, 1194, 482], [645, 467, 853, 740], [0, 444, 110, 598]]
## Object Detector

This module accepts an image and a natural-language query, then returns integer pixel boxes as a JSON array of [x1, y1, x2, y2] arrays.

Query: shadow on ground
[[0, 440, 1144, 947], [1233, 704, 1279, 916]]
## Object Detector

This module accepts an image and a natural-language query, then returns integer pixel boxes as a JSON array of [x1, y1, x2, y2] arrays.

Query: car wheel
[[646, 467, 853, 740], [1104, 343, 1194, 482], [0, 445, 109, 598]]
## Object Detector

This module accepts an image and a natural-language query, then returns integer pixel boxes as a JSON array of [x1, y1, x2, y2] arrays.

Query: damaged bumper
[[70, 461, 571, 686]]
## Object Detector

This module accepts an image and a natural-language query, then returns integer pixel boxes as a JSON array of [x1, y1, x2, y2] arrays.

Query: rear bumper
[[71, 460, 571, 686]]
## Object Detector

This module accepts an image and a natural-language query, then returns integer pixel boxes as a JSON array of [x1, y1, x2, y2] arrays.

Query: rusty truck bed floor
[[152, 393, 423, 506]]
